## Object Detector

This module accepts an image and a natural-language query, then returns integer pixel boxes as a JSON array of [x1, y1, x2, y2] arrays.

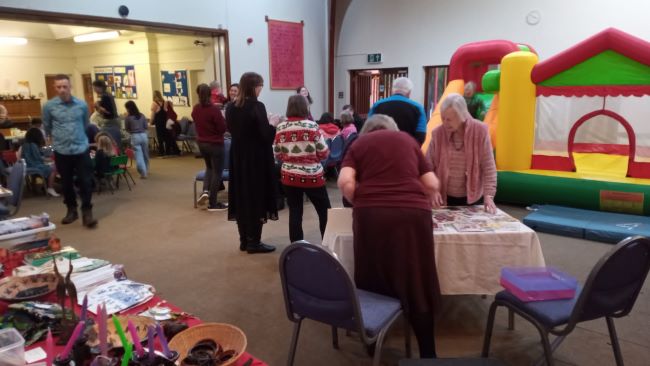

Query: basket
[[168, 323, 247, 366]]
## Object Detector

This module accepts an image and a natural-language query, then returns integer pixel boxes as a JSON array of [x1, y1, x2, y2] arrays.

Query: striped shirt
[[447, 139, 467, 197], [274, 118, 330, 187]]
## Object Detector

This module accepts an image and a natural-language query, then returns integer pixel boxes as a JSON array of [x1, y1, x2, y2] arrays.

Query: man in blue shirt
[[368, 77, 427, 144], [42, 74, 97, 228]]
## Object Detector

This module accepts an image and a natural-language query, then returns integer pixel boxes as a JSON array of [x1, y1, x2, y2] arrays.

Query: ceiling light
[[0, 37, 27, 45], [73, 31, 119, 43]]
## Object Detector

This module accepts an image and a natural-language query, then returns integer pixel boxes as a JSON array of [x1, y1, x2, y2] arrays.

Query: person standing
[[92, 80, 121, 150], [124, 101, 149, 179], [150, 91, 180, 157], [193, 84, 228, 211], [274, 95, 330, 243], [225, 72, 278, 254], [42, 74, 97, 228], [296, 86, 314, 121], [368, 77, 427, 144]]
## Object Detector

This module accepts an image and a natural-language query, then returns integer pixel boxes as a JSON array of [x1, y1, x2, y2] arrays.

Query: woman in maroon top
[[193, 84, 227, 211], [338, 114, 441, 359]]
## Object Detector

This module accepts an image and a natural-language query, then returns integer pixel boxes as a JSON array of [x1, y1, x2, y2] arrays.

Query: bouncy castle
[[425, 28, 650, 215]]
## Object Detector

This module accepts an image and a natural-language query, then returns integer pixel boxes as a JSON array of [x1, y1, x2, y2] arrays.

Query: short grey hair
[[360, 114, 399, 134], [441, 93, 471, 120], [209, 80, 221, 89], [464, 81, 476, 94], [392, 77, 413, 96], [340, 111, 354, 126]]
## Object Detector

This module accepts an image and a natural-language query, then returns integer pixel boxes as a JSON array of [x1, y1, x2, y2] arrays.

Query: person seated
[[30, 118, 47, 140], [94, 135, 116, 179], [463, 81, 487, 120], [340, 111, 358, 139], [21, 127, 59, 197], [342, 104, 365, 131], [316, 112, 340, 140], [426, 93, 497, 213], [0, 104, 13, 128]]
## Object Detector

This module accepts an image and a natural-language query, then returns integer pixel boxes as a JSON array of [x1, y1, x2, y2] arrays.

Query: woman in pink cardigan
[[426, 93, 497, 213]]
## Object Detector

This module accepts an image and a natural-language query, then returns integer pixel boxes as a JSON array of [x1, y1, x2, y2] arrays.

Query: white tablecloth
[[322, 208, 546, 295]]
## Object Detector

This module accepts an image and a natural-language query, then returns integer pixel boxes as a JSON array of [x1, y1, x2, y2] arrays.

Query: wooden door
[[349, 68, 408, 117], [44, 75, 58, 101], [82, 73, 95, 114]]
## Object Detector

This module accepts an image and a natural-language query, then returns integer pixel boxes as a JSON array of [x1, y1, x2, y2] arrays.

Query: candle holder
[[93, 355, 119, 366], [54, 355, 75, 366], [131, 351, 179, 366], [72, 335, 92, 366]]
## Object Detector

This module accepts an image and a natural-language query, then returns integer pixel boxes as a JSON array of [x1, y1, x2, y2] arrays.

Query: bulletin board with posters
[[161, 70, 189, 106], [93, 65, 137, 99], [267, 17, 304, 89]]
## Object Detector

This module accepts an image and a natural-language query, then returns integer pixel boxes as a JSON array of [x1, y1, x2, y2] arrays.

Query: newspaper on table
[[433, 206, 522, 233], [80, 280, 155, 315]]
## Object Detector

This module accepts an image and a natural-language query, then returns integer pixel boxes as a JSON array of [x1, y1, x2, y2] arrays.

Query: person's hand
[[484, 195, 497, 214], [431, 192, 444, 209], [268, 113, 280, 127]]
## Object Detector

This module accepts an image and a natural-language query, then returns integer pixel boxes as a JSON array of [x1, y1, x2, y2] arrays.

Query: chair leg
[[606, 317, 625, 366], [123, 174, 132, 191], [126, 170, 136, 185], [193, 180, 198, 208], [331, 326, 339, 349], [535, 326, 555, 366], [287, 320, 302, 366], [481, 301, 500, 357], [404, 316, 412, 358], [508, 308, 515, 330], [372, 326, 389, 366]]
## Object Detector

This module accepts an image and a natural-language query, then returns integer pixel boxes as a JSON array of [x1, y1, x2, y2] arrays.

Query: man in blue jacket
[[368, 77, 427, 144]]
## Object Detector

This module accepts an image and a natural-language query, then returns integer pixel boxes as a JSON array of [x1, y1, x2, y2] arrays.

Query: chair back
[[279, 243, 362, 330], [7, 159, 25, 212], [110, 155, 128, 173], [329, 135, 344, 162], [178, 117, 191, 135], [570, 236, 650, 325], [2, 150, 17, 166], [223, 138, 231, 171]]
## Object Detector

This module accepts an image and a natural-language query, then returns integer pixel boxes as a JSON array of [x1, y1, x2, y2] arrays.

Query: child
[[340, 111, 357, 139], [94, 135, 116, 179], [21, 127, 59, 197]]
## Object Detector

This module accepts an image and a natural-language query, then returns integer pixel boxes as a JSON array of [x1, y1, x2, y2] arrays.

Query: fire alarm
[[118, 5, 129, 18], [246, 37, 253, 45]]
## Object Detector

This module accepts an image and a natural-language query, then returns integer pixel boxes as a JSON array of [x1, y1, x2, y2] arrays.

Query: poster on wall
[[267, 17, 304, 89], [161, 70, 189, 106], [93, 65, 137, 99]]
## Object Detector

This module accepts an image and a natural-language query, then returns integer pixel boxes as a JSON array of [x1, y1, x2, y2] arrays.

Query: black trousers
[[198, 142, 225, 206], [236, 218, 263, 247], [283, 185, 331, 242], [55, 151, 93, 210], [155, 122, 179, 156], [446, 195, 484, 206]]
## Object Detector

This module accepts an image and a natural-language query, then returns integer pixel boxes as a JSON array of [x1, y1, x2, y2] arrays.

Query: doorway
[[43, 74, 59, 101], [82, 74, 95, 114], [349, 67, 408, 116]]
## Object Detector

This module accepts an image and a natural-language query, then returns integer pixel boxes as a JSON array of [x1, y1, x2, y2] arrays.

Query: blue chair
[[321, 135, 344, 177], [177, 117, 197, 154], [482, 236, 650, 366], [0, 159, 26, 219], [279, 242, 411, 366], [193, 138, 231, 208]]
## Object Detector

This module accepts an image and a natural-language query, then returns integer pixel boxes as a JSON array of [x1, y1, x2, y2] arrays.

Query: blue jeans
[[130, 132, 149, 177]]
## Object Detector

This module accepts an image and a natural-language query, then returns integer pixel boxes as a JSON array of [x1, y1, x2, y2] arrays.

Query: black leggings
[[283, 185, 331, 242]]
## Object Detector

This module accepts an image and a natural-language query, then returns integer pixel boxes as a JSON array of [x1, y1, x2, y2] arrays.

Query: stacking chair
[[321, 135, 344, 177], [103, 155, 134, 193], [0, 159, 26, 219], [482, 236, 650, 366], [193, 138, 231, 207], [279, 242, 411, 366], [177, 117, 197, 154]]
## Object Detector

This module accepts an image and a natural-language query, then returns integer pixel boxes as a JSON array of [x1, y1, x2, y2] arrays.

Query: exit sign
[[367, 53, 382, 64]]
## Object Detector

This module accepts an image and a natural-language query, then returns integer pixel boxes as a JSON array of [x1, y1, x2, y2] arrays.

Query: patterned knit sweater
[[274, 117, 330, 187]]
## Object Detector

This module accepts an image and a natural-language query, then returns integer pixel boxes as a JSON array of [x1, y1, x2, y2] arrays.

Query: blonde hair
[[97, 135, 115, 156]]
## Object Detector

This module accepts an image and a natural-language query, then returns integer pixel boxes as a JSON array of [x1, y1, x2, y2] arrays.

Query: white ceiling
[[0, 20, 140, 41]]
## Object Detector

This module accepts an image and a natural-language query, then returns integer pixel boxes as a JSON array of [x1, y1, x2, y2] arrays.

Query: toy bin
[[500, 267, 578, 302], [0, 328, 25, 366]]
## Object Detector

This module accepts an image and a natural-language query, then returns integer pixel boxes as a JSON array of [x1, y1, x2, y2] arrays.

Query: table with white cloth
[[322, 206, 546, 295]]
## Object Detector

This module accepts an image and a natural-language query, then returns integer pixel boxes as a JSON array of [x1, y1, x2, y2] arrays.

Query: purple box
[[500, 267, 578, 302]]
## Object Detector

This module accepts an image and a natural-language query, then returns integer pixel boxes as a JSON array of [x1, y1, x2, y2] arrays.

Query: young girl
[[21, 127, 59, 197], [94, 135, 116, 179]]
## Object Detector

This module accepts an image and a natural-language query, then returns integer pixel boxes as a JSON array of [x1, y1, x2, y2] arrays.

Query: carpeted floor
[[16, 154, 650, 366]]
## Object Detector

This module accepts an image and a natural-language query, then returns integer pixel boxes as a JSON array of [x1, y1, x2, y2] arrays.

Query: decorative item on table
[[0, 301, 62, 346], [138, 306, 172, 321], [53, 320, 85, 366], [500, 267, 578, 302], [0, 273, 58, 301], [83, 280, 155, 315], [169, 323, 247, 366], [86, 315, 156, 349]]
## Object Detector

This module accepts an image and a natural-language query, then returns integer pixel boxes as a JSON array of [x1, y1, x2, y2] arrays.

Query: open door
[[82, 73, 94, 114]]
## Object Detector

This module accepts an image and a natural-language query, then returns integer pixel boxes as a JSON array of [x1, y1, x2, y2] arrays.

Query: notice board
[[267, 18, 304, 89], [93, 65, 137, 99], [161, 70, 189, 106]]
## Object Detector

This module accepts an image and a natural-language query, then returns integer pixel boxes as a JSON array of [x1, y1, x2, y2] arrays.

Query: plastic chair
[[193, 138, 230, 207], [0, 159, 26, 219], [279, 242, 411, 366], [482, 236, 650, 366], [105, 155, 133, 192]]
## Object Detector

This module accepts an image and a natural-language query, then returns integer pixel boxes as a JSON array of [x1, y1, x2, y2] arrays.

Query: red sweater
[[192, 104, 226, 144]]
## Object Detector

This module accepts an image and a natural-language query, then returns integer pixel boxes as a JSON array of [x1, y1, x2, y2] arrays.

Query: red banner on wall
[[267, 18, 304, 90]]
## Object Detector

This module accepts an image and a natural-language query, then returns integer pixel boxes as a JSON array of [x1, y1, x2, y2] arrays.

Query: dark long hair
[[124, 100, 140, 116], [196, 84, 212, 107], [296, 86, 313, 105], [286, 95, 309, 119], [24, 127, 45, 147], [235, 72, 263, 108]]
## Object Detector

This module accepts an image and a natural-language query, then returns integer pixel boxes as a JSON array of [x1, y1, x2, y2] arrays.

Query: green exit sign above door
[[367, 53, 382, 64]]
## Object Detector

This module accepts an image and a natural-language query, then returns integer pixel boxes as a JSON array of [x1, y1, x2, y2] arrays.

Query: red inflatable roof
[[448, 40, 520, 87], [531, 28, 650, 84]]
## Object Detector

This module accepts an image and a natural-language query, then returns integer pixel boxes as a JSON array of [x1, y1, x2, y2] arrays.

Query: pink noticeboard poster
[[267, 19, 304, 90]]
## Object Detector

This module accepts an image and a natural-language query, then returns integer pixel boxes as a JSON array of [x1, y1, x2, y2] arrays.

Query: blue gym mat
[[523, 205, 650, 243]]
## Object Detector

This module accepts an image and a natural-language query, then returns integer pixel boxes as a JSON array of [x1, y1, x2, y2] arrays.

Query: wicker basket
[[168, 323, 247, 366]]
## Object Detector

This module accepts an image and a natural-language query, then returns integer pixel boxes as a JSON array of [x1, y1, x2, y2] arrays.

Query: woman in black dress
[[225, 72, 278, 254], [150, 91, 180, 157]]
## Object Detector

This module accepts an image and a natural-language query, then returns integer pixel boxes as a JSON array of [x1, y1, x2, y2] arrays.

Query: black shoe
[[61, 207, 78, 225], [239, 242, 247, 252], [207, 203, 228, 212], [82, 208, 98, 228], [246, 243, 276, 254]]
